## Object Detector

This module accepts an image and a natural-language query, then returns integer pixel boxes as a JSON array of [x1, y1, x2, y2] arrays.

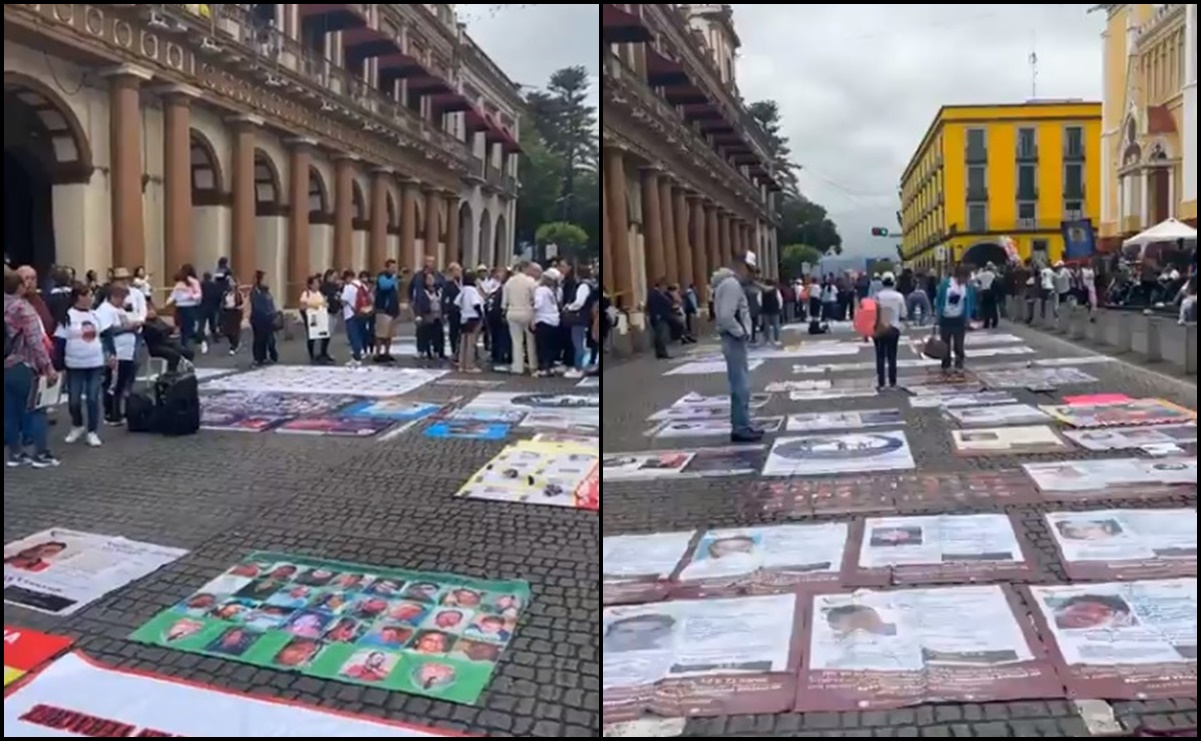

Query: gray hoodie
[[711, 267, 751, 339]]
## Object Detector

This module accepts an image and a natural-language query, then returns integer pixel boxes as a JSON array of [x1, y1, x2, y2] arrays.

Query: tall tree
[[746, 99, 800, 199], [514, 126, 566, 248], [779, 196, 843, 256], [542, 66, 596, 222]]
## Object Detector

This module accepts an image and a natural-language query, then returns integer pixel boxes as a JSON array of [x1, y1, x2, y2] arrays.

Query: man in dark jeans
[[935, 265, 975, 376], [647, 279, 673, 359]]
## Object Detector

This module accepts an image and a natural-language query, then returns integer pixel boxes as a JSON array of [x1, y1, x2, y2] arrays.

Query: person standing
[[340, 270, 373, 366], [218, 273, 244, 355], [455, 272, 485, 372], [976, 262, 999, 328], [95, 274, 144, 425], [166, 265, 205, 354], [56, 283, 110, 447], [442, 263, 463, 367], [248, 271, 279, 366], [562, 265, 596, 378], [299, 276, 332, 364], [872, 272, 907, 390], [373, 259, 402, 363], [759, 280, 783, 346], [5, 267, 60, 467], [501, 261, 536, 374], [935, 264, 975, 377], [646, 279, 673, 360], [532, 272, 561, 377], [712, 252, 761, 443]]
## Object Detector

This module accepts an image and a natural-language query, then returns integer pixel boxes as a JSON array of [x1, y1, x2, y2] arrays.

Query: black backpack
[[761, 288, 781, 314]]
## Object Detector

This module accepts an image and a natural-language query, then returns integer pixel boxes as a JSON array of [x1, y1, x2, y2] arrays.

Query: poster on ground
[[340, 399, 444, 423], [977, 367, 1099, 388], [200, 410, 290, 432], [3, 626, 72, 687], [3, 652, 474, 736], [203, 365, 448, 397], [765, 380, 833, 393], [602, 532, 695, 605], [1022, 458, 1197, 496], [797, 585, 1060, 711], [673, 392, 771, 409], [675, 524, 856, 596], [4, 529, 187, 616], [647, 406, 729, 423], [458, 392, 599, 425], [908, 392, 1015, 409], [946, 404, 1051, 427], [129, 552, 530, 705], [763, 432, 916, 477], [276, 416, 396, 437], [602, 445, 766, 481], [785, 410, 904, 433], [856, 514, 1033, 584], [650, 417, 783, 439], [1046, 509, 1196, 580], [951, 425, 1070, 456], [1027, 579, 1196, 699], [1041, 399, 1197, 428], [1061, 425, 1197, 451], [603, 593, 803, 722], [203, 391, 362, 417], [424, 421, 510, 440], [530, 432, 598, 450], [665, 360, 764, 376], [455, 441, 598, 510], [789, 388, 880, 401]]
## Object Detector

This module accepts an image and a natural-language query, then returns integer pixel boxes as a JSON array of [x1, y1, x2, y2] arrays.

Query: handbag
[[921, 327, 948, 360]]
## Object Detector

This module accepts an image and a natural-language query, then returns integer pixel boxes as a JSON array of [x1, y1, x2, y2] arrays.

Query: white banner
[[305, 307, 331, 340], [2, 652, 467, 737]]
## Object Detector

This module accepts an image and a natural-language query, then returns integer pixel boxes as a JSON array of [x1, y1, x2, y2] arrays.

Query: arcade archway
[[961, 241, 1008, 269]]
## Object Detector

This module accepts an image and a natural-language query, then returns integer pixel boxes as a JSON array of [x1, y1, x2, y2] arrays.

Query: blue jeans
[[176, 305, 200, 350], [346, 315, 368, 359], [5, 363, 50, 455], [570, 324, 588, 369], [720, 333, 753, 434], [67, 367, 104, 433], [763, 314, 781, 343]]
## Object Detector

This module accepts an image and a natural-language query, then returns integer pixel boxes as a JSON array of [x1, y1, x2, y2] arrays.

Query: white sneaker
[[65, 426, 85, 444], [85, 432, 102, 447], [201, 340, 209, 355], [564, 369, 583, 379], [229, 348, 237, 356]]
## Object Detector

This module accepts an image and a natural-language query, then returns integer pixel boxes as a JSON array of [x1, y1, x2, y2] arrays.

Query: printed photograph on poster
[[201, 411, 291, 432], [1045, 509, 1196, 580], [603, 594, 800, 722], [457, 392, 599, 425], [665, 360, 764, 376], [129, 551, 530, 706], [650, 417, 784, 439], [908, 392, 1016, 409], [425, 420, 510, 440], [765, 380, 833, 393], [798, 585, 1059, 712], [305, 307, 331, 339], [857, 514, 1032, 584], [789, 388, 880, 401], [276, 416, 396, 437], [1061, 425, 1197, 451], [448, 407, 526, 423], [602, 451, 694, 481], [340, 399, 444, 423], [1027, 579, 1197, 699], [647, 406, 730, 423], [1022, 458, 1197, 493], [529, 432, 598, 450], [33, 373, 63, 409], [676, 524, 851, 593], [673, 392, 771, 409], [203, 365, 448, 397], [763, 432, 916, 477], [977, 367, 1099, 388], [951, 425, 1069, 455], [518, 412, 599, 434], [4, 652, 475, 736], [1064, 393, 1131, 406], [905, 382, 985, 396], [3, 626, 73, 688], [602, 532, 695, 605], [794, 359, 938, 374], [4, 529, 187, 616], [456, 441, 598, 510], [1040, 399, 1197, 428], [945, 404, 1051, 427], [785, 409, 904, 433], [202, 391, 363, 418]]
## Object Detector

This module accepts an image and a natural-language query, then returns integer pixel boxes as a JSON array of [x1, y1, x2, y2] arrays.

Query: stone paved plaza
[[4, 332, 600, 737], [601, 321, 1197, 737]]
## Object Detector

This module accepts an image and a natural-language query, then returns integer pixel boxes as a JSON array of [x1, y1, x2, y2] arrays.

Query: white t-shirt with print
[[55, 307, 112, 369], [93, 302, 138, 361], [942, 281, 966, 319]]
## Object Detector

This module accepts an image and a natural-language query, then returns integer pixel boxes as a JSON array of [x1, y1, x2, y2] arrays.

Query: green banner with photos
[[129, 551, 531, 704]]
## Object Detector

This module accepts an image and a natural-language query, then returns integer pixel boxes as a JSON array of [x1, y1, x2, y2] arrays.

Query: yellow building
[[899, 101, 1103, 271], [1095, 4, 1196, 250]]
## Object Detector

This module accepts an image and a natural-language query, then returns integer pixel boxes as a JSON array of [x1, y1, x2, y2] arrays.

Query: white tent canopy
[[1122, 218, 1198, 249]]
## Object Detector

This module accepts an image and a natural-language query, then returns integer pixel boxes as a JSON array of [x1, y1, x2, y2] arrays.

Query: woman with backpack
[[339, 270, 373, 366]]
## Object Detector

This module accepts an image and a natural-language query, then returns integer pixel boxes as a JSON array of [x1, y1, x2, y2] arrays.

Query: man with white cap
[[711, 250, 762, 443]]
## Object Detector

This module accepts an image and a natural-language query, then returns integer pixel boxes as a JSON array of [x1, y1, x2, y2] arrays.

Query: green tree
[[867, 259, 897, 276], [779, 244, 824, 282], [779, 195, 843, 256], [746, 99, 800, 198], [514, 126, 566, 247], [535, 221, 589, 259]]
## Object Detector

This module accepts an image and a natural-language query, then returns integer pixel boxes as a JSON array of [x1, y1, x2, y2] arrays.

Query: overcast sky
[[734, 3, 1105, 256], [459, 4, 600, 109]]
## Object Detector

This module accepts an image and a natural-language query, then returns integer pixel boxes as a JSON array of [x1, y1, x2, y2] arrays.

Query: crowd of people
[[5, 254, 605, 469]]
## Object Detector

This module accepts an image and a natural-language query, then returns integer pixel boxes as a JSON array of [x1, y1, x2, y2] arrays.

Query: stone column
[[400, 179, 419, 271], [673, 188, 692, 291], [286, 140, 312, 304], [424, 187, 442, 268], [641, 169, 665, 286], [333, 156, 355, 271], [659, 178, 678, 286], [706, 204, 721, 276], [229, 116, 260, 280], [601, 180, 614, 291], [444, 191, 462, 267], [368, 168, 390, 272], [688, 195, 708, 297], [603, 148, 632, 308], [162, 88, 193, 276], [106, 66, 152, 270], [718, 212, 732, 269]]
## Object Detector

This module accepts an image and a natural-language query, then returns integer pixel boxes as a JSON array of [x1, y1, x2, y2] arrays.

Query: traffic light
[[870, 227, 890, 237]]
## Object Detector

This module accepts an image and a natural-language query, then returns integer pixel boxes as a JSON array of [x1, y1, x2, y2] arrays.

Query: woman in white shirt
[[299, 275, 333, 364], [562, 266, 594, 378], [132, 266, 154, 299], [94, 280, 144, 425], [531, 274, 561, 377], [54, 283, 113, 447], [165, 264, 204, 354], [455, 272, 485, 372]]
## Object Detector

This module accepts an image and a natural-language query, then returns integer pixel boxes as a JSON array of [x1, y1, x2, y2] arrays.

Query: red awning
[[645, 47, 688, 87], [378, 53, 426, 78], [602, 4, 652, 44], [298, 4, 367, 32], [430, 92, 472, 114], [464, 106, 491, 133], [407, 76, 454, 96], [663, 85, 708, 106], [680, 103, 721, 120], [342, 26, 401, 60]]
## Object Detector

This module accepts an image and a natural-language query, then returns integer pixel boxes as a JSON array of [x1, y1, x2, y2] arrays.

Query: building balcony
[[503, 174, 520, 197], [485, 165, 503, 190], [465, 155, 486, 184]]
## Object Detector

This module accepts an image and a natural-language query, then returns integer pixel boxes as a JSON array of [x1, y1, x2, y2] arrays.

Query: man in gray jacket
[[712, 251, 763, 443]]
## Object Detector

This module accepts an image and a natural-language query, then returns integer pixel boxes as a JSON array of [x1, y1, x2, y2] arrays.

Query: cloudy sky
[[459, 4, 600, 108], [733, 3, 1106, 256]]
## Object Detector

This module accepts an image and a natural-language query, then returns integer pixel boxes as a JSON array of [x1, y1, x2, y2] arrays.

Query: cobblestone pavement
[[601, 320, 1197, 738], [4, 330, 600, 737]]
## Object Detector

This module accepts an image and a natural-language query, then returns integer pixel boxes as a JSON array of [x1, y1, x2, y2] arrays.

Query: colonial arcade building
[[602, 3, 782, 339], [3, 4, 522, 301]]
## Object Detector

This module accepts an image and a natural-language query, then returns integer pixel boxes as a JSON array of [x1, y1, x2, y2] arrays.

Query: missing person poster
[[857, 514, 1033, 584], [1045, 509, 1196, 580]]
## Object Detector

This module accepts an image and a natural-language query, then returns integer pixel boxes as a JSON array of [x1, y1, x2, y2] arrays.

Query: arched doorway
[[4, 72, 94, 274], [961, 241, 1008, 269], [478, 209, 492, 269], [494, 213, 507, 266], [189, 130, 224, 203], [253, 150, 282, 214], [458, 201, 474, 267]]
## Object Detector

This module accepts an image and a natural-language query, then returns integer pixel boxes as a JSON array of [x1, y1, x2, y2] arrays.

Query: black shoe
[[730, 429, 765, 443]]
